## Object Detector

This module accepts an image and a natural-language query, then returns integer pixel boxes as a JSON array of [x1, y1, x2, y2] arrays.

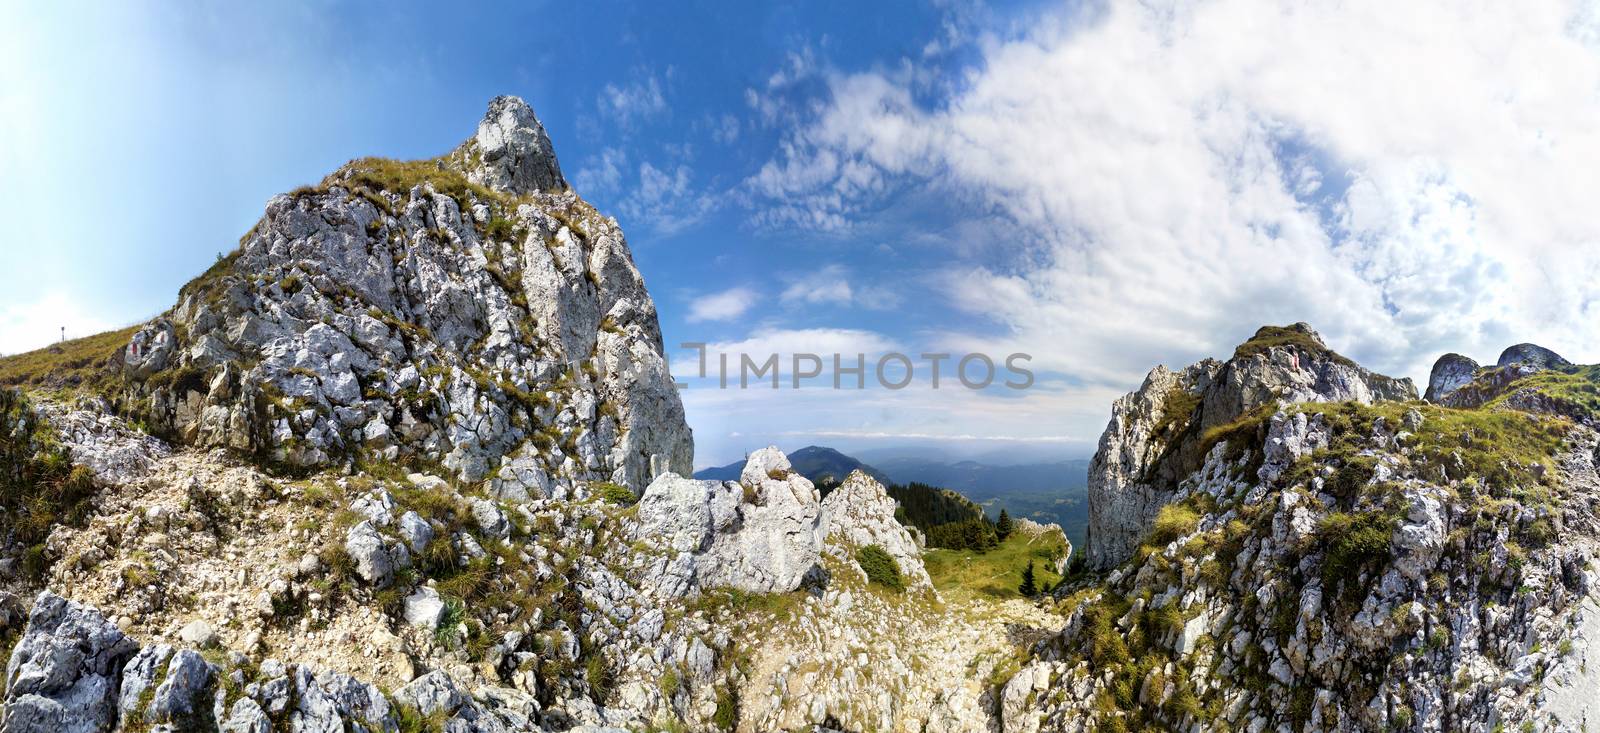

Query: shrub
[[1317, 511, 1396, 600], [592, 482, 637, 507], [585, 655, 614, 701], [856, 544, 904, 591], [485, 216, 515, 241]]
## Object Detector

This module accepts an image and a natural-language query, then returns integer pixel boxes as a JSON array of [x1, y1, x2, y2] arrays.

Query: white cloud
[[572, 147, 626, 196], [687, 287, 757, 323], [748, 0, 1600, 402], [0, 293, 122, 356], [781, 265, 854, 305], [597, 73, 667, 128], [616, 161, 717, 236], [777, 264, 902, 310], [710, 114, 740, 144]]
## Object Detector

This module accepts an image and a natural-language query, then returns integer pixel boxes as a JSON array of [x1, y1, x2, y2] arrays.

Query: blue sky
[[7, 1, 1600, 468]]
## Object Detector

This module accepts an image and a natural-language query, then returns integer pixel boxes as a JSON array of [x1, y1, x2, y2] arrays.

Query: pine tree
[[1019, 559, 1038, 597], [996, 509, 1013, 540]]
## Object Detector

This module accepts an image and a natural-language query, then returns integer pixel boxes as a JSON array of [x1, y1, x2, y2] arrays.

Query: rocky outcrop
[[821, 469, 931, 589], [2, 592, 138, 733], [1085, 323, 1415, 569], [1498, 342, 1571, 370], [1432, 343, 1583, 417], [1018, 340, 1600, 732], [111, 96, 690, 496], [634, 447, 825, 597], [471, 95, 567, 195], [1423, 352, 1478, 402], [32, 400, 168, 487]]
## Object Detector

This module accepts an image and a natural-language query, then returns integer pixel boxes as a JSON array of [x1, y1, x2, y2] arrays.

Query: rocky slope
[[0, 401, 1058, 732], [1009, 330, 1600, 732], [115, 95, 690, 498], [1085, 323, 1415, 569], [0, 96, 1067, 733]]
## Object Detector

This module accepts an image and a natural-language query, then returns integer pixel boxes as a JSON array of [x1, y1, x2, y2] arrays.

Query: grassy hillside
[[924, 529, 1069, 600], [0, 326, 137, 395]]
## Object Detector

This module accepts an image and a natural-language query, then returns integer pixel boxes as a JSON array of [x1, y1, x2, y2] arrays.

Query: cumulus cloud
[[748, 0, 1600, 398], [571, 147, 626, 195], [687, 287, 757, 323]]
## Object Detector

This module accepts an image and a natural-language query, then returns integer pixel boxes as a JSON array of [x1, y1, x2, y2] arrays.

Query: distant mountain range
[[694, 446, 888, 484], [694, 446, 1092, 547]]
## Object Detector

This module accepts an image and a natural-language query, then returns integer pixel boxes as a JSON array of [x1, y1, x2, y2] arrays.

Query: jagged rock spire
[[469, 95, 566, 194]]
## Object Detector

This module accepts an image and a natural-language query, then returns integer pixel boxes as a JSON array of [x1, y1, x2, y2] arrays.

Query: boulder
[[398, 510, 435, 554], [404, 587, 446, 630], [635, 447, 824, 597], [344, 521, 395, 588], [178, 618, 218, 648], [2, 591, 139, 733]]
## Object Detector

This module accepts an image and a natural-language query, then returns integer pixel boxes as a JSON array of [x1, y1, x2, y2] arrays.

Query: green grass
[[1487, 363, 1600, 419], [0, 325, 138, 394], [329, 156, 508, 207], [1147, 503, 1200, 548], [1315, 510, 1399, 601], [925, 531, 1067, 599], [1231, 324, 1356, 367], [1151, 386, 1201, 438], [1287, 400, 1568, 498], [0, 390, 100, 579]]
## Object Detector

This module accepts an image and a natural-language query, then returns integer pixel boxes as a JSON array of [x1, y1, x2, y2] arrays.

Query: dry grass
[[0, 325, 138, 393]]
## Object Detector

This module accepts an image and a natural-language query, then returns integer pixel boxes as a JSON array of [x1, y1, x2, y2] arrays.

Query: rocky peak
[[633, 447, 824, 597], [1429, 342, 1584, 417], [1497, 342, 1571, 370], [1423, 352, 1479, 402], [465, 95, 567, 195], [108, 95, 689, 494], [1085, 323, 1416, 569]]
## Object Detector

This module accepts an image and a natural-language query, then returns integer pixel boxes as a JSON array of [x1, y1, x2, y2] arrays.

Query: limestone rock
[[113, 95, 692, 494], [404, 587, 446, 630], [1085, 323, 1415, 569], [822, 470, 931, 589], [634, 447, 824, 597], [178, 618, 217, 648], [1497, 343, 1570, 370], [471, 95, 567, 194], [1423, 352, 1479, 402], [2, 591, 139, 733], [344, 521, 395, 588]]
